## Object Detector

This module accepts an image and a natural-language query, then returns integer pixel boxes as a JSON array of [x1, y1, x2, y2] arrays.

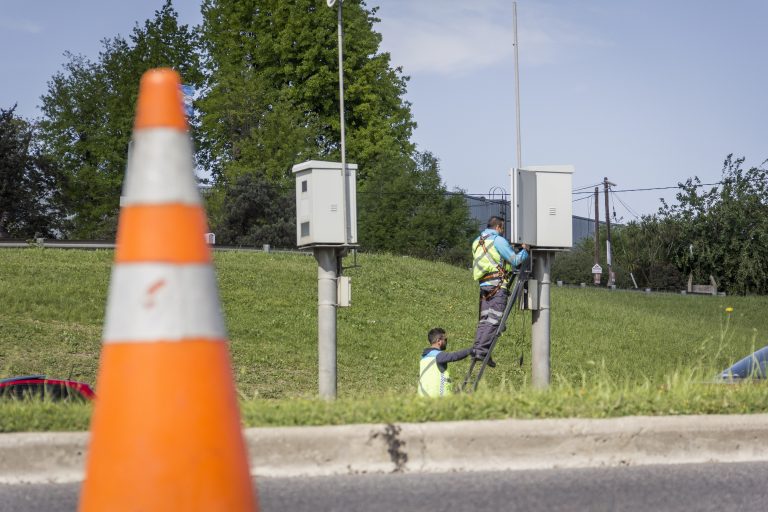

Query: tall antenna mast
[[513, 1, 522, 169]]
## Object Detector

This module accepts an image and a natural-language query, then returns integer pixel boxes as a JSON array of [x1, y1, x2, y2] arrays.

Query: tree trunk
[[0, 212, 9, 238]]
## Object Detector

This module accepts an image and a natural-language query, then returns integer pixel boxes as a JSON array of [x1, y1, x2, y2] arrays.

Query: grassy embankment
[[1, 248, 767, 431]]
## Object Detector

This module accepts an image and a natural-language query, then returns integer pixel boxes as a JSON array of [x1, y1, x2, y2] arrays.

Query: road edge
[[2, 414, 768, 484]]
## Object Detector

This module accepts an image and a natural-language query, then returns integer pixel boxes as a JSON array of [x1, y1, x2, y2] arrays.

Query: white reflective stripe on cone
[[123, 129, 200, 206], [103, 263, 226, 343]]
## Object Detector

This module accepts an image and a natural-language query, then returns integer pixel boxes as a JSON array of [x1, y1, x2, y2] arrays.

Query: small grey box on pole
[[293, 160, 357, 400], [510, 166, 573, 389]]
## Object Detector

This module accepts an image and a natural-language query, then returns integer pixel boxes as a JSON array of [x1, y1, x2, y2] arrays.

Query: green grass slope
[[1, 247, 767, 430]]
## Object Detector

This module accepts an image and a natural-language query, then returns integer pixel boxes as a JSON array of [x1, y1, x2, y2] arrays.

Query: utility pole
[[593, 187, 600, 286], [515, 3, 550, 389], [603, 177, 616, 287]]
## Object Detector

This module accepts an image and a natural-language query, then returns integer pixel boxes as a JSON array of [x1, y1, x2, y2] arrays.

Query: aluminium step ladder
[[460, 268, 529, 393]]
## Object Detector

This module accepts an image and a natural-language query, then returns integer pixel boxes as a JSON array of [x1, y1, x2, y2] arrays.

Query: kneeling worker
[[418, 327, 473, 397]]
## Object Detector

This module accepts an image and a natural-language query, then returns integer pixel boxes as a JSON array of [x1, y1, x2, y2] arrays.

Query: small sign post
[[592, 263, 602, 286]]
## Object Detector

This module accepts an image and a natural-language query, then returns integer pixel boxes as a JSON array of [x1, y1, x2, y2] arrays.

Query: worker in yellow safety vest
[[418, 327, 473, 397], [471, 216, 529, 367]]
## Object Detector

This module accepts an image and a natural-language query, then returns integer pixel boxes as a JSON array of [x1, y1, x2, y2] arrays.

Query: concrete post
[[314, 247, 338, 399], [531, 251, 552, 389]]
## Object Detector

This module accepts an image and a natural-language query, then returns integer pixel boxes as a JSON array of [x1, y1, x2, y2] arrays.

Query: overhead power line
[[571, 183, 700, 196], [572, 175, 766, 196], [612, 191, 641, 220], [612, 195, 638, 220], [572, 182, 604, 192], [572, 194, 593, 203]]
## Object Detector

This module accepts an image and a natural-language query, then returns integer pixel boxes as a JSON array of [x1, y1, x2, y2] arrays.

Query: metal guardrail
[[0, 239, 115, 249], [554, 280, 727, 296], [0, 239, 311, 255]]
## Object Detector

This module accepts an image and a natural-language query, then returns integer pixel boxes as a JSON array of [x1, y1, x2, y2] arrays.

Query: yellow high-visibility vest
[[472, 234, 511, 281], [418, 349, 452, 397]]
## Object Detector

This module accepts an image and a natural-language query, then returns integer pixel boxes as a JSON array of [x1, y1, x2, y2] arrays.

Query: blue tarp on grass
[[719, 345, 768, 380]]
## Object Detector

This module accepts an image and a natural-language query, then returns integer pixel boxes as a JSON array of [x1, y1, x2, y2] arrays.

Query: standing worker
[[418, 328, 473, 397], [472, 216, 529, 367]]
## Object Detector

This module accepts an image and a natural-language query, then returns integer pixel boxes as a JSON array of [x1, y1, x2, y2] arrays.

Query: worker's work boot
[[476, 356, 497, 368]]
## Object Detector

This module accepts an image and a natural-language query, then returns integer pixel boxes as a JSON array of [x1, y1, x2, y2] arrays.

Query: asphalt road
[[3, 461, 768, 511]]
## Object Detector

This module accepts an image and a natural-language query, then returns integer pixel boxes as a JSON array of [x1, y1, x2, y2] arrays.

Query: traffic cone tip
[[134, 68, 188, 131]]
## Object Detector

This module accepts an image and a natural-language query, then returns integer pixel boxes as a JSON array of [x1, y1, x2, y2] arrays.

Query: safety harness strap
[[474, 234, 510, 301], [480, 272, 504, 283], [473, 234, 501, 275]]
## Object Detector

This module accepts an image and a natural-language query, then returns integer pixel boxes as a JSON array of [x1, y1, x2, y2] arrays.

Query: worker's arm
[[495, 236, 528, 268], [435, 347, 473, 364]]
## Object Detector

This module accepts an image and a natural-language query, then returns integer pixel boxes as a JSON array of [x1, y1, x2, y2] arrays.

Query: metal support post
[[336, 1, 352, 244], [513, 1, 522, 170], [314, 247, 338, 399], [531, 251, 552, 388]]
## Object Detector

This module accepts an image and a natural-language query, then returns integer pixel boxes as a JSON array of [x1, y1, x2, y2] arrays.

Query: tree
[[358, 150, 475, 262], [553, 218, 687, 290], [0, 106, 66, 238], [199, 0, 415, 186], [200, 0, 473, 261], [210, 172, 294, 247], [610, 216, 686, 290], [38, 1, 203, 238], [551, 236, 594, 285], [660, 155, 768, 295]]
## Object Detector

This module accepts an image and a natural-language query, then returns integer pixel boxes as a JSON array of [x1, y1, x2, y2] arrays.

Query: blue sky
[[1, 1, 766, 220]]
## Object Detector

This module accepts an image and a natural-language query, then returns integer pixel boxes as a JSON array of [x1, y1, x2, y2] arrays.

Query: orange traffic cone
[[79, 68, 257, 511]]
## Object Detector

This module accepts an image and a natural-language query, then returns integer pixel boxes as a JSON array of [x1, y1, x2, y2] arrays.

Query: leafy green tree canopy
[[38, 1, 203, 239], [0, 106, 66, 238], [200, 0, 473, 260], [660, 155, 768, 295], [555, 155, 768, 295], [210, 172, 295, 247], [358, 150, 474, 262], [199, 0, 415, 186]]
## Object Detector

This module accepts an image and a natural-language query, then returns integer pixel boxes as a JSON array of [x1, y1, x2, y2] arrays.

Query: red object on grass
[[0, 375, 95, 401]]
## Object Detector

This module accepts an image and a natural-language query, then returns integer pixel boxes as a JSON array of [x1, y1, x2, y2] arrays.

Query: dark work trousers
[[472, 287, 509, 359]]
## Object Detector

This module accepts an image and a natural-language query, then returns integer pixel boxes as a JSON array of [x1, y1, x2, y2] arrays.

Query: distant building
[[572, 215, 607, 245], [463, 194, 511, 234]]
